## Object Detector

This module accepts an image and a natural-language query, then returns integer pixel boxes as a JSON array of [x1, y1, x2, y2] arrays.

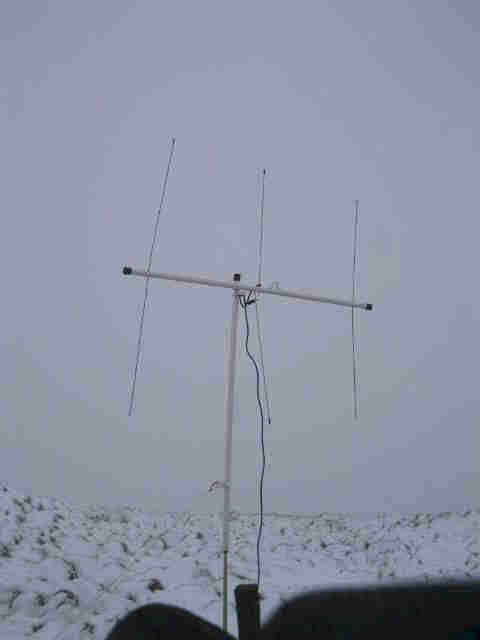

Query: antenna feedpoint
[[123, 266, 132, 275]]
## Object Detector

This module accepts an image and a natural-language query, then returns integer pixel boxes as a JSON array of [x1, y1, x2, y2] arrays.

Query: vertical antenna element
[[255, 305, 272, 425], [352, 199, 360, 420], [257, 169, 266, 287], [255, 168, 271, 424], [128, 138, 176, 417]]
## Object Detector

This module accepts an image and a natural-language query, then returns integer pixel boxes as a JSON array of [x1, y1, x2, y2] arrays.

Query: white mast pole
[[222, 273, 241, 632]]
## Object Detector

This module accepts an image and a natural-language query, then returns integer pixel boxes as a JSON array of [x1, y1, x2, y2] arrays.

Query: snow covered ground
[[1, 485, 479, 639]]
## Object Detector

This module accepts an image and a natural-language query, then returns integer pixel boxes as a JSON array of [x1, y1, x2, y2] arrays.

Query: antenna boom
[[123, 267, 373, 311]]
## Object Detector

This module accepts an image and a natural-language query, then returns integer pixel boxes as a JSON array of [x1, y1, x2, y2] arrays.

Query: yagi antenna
[[122, 165, 373, 632]]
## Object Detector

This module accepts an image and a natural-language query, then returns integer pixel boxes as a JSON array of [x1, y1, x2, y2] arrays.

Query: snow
[[0, 485, 479, 639]]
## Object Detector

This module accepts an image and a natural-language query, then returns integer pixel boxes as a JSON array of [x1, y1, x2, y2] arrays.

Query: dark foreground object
[[105, 602, 236, 640], [235, 584, 260, 640], [106, 579, 480, 639]]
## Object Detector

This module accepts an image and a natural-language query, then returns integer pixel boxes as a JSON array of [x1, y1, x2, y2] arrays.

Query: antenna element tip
[[123, 266, 132, 275]]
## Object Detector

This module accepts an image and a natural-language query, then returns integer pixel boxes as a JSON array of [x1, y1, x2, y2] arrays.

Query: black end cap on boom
[[123, 266, 132, 275], [365, 303, 373, 310]]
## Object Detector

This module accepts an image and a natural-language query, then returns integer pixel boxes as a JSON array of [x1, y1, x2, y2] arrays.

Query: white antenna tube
[[123, 268, 373, 311]]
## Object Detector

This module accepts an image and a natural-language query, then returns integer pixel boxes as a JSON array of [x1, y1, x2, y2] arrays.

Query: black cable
[[240, 293, 266, 592]]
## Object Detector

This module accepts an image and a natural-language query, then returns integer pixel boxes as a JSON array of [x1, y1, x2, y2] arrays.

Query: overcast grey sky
[[2, 1, 479, 515]]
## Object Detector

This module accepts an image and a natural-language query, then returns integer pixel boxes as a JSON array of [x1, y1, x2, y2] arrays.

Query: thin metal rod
[[257, 169, 266, 286], [352, 199, 360, 420], [222, 278, 241, 632], [123, 267, 373, 310], [128, 138, 176, 416], [254, 168, 272, 424], [255, 300, 272, 425]]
